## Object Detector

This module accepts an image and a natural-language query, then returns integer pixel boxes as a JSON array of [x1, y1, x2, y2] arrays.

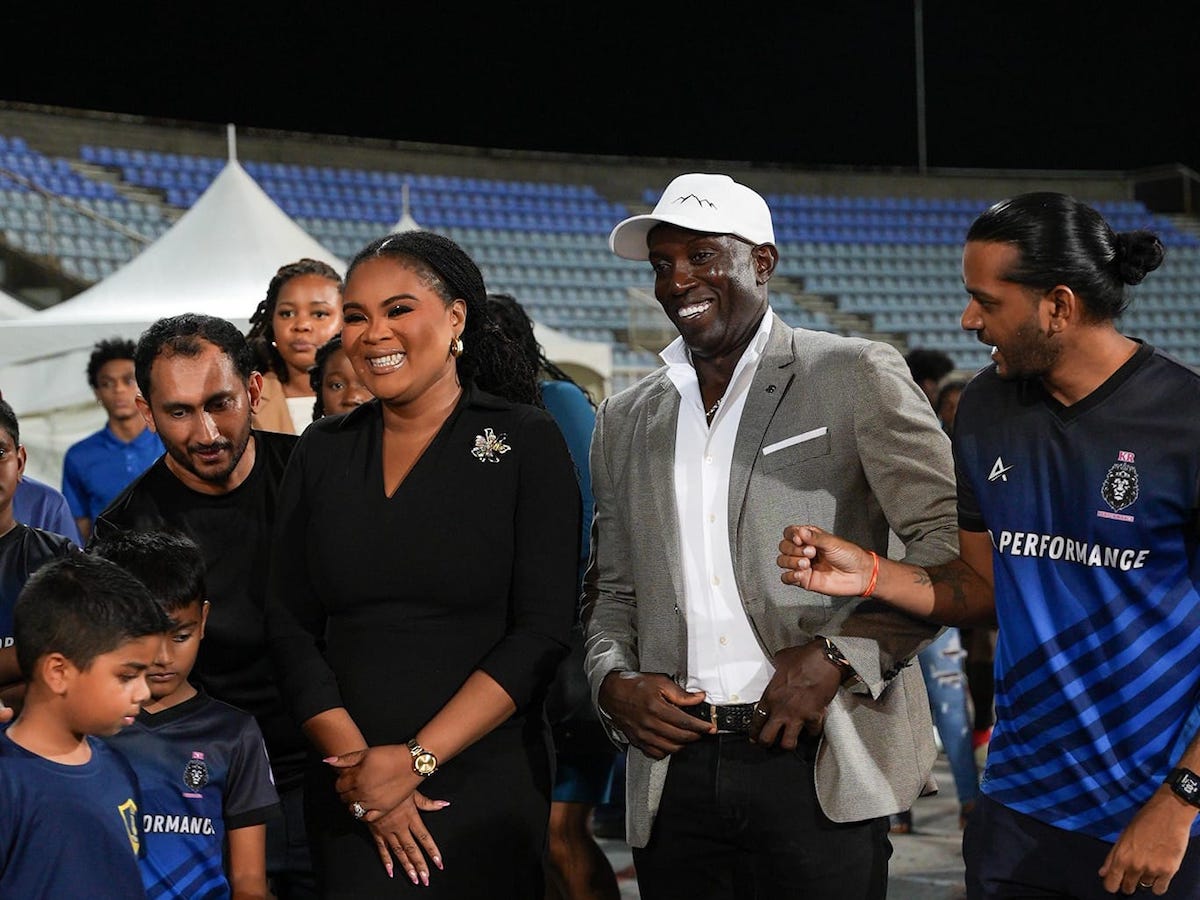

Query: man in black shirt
[[93, 314, 313, 899]]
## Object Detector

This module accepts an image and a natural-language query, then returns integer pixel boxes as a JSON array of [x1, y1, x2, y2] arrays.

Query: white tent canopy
[[0, 288, 34, 320]]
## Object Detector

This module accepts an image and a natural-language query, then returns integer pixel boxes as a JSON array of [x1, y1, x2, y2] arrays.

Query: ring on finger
[[753, 705, 769, 717], [350, 801, 367, 820], [1138, 881, 1155, 890]]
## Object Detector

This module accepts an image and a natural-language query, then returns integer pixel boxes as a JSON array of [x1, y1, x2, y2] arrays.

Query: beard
[[164, 421, 252, 485], [993, 318, 1061, 381]]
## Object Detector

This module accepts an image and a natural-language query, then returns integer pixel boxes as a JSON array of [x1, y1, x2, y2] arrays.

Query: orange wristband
[[860, 551, 880, 598]]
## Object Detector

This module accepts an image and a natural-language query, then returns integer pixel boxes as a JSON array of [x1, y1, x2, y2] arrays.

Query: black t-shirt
[[0, 523, 77, 648], [93, 430, 306, 789]]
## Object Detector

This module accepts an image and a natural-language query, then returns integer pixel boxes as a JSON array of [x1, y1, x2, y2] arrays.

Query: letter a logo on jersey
[[988, 457, 1013, 482]]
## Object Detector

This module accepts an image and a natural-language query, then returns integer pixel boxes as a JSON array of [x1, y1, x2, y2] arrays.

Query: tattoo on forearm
[[927, 564, 971, 616], [912, 569, 931, 587]]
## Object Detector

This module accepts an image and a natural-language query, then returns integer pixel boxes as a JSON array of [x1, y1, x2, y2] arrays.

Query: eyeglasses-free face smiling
[[961, 241, 1062, 381], [646, 225, 774, 361], [340, 258, 465, 408]]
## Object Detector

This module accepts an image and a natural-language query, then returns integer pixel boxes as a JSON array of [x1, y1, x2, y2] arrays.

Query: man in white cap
[[583, 173, 959, 898]]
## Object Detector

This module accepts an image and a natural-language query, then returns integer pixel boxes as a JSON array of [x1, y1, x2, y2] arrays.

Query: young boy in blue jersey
[[0, 553, 168, 898], [779, 194, 1200, 898], [95, 530, 279, 900]]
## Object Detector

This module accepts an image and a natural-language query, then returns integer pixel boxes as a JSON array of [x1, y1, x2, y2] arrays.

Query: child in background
[[0, 398, 77, 707], [309, 334, 372, 421], [95, 530, 279, 900], [0, 554, 168, 898]]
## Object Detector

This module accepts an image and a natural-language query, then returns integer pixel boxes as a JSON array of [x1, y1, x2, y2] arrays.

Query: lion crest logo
[[1101, 453, 1139, 513], [183, 751, 209, 792]]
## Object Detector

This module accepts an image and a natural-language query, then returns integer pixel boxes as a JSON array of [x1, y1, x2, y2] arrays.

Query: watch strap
[[406, 738, 438, 777], [1166, 767, 1200, 808], [818, 635, 862, 687]]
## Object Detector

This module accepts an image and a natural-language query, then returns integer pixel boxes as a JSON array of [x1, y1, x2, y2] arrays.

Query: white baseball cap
[[608, 173, 776, 260]]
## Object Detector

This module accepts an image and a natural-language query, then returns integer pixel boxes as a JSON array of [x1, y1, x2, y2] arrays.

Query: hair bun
[[1114, 230, 1165, 285]]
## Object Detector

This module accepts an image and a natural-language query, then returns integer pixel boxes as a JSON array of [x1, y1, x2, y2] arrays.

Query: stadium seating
[[3, 132, 1199, 379]]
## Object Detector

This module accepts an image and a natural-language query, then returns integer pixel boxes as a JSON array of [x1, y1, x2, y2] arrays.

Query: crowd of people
[[0, 173, 1196, 900]]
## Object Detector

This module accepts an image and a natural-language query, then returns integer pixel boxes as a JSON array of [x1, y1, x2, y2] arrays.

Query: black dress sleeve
[[265, 429, 345, 725], [475, 410, 580, 710]]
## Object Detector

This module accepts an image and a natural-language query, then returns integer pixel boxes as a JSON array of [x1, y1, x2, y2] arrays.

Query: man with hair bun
[[779, 192, 1200, 897]]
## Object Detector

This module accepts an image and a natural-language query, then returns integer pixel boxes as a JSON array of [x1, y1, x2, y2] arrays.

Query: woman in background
[[486, 293, 618, 900], [247, 258, 343, 434]]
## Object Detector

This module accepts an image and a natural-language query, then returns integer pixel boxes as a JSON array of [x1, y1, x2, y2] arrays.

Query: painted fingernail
[[433, 855, 443, 869], [322, 756, 337, 763], [408, 869, 418, 885], [421, 871, 429, 886], [434, 801, 451, 808], [385, 863, 393, 879]]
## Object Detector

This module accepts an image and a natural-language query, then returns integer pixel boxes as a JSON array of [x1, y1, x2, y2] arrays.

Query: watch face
[[414, 752, 437, 776], [1169, 768, 1200, 807]]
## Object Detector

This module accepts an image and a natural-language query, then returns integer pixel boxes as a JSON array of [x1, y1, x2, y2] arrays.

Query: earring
[[450, 336, 464, 358], [270, 340, 278, 348]]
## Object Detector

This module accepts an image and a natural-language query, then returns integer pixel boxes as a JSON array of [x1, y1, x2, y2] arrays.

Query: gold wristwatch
[[407, 738, 438, 777]]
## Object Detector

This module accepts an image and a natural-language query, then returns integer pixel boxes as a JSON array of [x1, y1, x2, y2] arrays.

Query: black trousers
[[964, 793, 1200, 899], [632, 733, 891, 900]]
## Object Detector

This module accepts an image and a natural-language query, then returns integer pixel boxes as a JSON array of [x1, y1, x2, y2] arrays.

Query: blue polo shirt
[[14, 476, 81, 542], [61, 426, 163, 523]]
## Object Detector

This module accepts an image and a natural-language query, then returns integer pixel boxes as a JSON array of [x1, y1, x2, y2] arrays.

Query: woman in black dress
[[267, 232, 581, 897]]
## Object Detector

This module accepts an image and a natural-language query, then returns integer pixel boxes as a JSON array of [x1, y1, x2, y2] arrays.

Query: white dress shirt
[[661, 309, 775, 705]]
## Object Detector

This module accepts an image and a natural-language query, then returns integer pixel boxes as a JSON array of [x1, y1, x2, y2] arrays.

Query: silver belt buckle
[[710, 704, 720, 729]]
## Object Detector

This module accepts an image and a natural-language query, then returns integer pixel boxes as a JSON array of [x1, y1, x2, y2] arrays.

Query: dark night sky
[[5, 3, 1198, 172]]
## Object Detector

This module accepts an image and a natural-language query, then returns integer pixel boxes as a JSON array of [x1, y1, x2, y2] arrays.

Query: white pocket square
[[762, 426, 828, 456]]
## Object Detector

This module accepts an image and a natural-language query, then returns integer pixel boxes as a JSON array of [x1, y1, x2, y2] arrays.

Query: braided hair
[[246, 258, 342, 382], [486, 292, 594, 408], [346, 232, 539, 407]]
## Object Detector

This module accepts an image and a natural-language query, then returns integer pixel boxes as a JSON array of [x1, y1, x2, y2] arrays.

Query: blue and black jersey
[[954, 341, 1200, 841], [106, 691, 279, 899]]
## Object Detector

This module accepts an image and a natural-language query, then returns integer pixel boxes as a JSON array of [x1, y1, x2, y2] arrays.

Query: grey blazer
[[582, 315, 959, 847]]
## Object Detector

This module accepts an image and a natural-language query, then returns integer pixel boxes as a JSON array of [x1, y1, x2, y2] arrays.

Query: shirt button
[[705, 456, 713, 464], [719, 635, 728, 646], [708, 513, 716, 523], [731, 693, 740, 702]]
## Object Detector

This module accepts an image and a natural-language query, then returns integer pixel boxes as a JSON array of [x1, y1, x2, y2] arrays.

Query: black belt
[[682, 701, 757, 734]]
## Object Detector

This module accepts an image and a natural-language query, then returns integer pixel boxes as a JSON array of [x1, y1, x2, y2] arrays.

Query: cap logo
[[673, 193, 717, 209]]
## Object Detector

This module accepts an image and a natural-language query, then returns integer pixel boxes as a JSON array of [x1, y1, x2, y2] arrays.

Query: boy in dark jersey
[[97, 530, 279, 900], [0, 399, 77, 707], [0, 554, 168, 898]]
